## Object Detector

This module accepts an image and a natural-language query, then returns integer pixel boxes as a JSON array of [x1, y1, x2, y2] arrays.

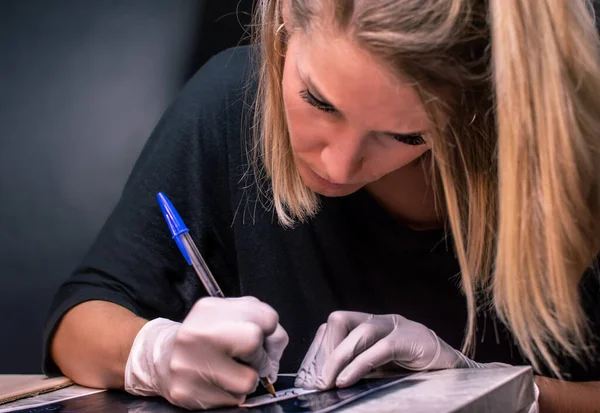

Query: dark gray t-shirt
[[42, 46, 600, 381]]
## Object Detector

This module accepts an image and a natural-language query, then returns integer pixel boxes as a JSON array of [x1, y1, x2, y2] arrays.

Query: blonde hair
[[251, 0, 600, 376]]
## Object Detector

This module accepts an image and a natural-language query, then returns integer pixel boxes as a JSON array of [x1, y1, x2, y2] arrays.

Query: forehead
[[294, 31, 429, 132]]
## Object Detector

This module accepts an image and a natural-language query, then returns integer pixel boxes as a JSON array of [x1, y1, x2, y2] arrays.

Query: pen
[[156, 192, 277, 397]]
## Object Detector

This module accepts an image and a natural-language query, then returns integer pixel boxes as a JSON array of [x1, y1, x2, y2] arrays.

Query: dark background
[[0, 0, 253, 373]]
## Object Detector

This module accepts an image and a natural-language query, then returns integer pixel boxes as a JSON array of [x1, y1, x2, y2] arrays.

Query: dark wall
[[0, 0, 252, 373]]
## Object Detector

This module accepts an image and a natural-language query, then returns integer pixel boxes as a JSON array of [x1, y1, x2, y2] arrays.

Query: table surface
[[0, 366, 534, 413]]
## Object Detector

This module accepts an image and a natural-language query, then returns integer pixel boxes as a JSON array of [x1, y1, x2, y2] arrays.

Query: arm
[[42, 47, 249, 379], [536, 376, 600, 413], [43, 48, 276, 409], [51, 301, 148, 389], [52, 297, 288, 410]]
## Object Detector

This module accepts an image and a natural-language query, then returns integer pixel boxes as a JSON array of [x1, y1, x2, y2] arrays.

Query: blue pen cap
[[156, 192, 191, 265]]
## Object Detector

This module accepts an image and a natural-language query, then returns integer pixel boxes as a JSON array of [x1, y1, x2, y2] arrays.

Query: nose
[[320, 134, 364, 184]]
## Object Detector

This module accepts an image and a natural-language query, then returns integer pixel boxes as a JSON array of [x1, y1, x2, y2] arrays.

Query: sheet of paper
[[235, 372, 423, 413], [0, 385, 105, 413], [242, 386, 318, 407]]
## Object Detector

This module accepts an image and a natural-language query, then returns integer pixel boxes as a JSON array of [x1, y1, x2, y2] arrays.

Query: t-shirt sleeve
[[41, 47, 251, 376]]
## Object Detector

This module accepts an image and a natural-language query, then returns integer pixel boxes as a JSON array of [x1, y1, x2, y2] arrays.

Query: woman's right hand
[[124, 296, 289, 410]]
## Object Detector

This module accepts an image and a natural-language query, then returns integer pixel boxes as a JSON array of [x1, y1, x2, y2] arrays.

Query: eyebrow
[[303, 75, 426, 137], [304, 76, 335, 107]]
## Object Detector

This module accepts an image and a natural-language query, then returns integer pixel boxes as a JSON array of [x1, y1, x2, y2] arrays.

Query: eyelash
[[298, 88, 426, 146], [394, 134, 426, 146], [299, 89, 336, 113]]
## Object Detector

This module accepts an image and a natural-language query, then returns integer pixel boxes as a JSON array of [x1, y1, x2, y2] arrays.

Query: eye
[[299, 89, 336, 113], [391, 133, 426, 146]]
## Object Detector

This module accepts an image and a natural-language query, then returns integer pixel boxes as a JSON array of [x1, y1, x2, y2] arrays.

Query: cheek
[[364, 144, 430, 180]]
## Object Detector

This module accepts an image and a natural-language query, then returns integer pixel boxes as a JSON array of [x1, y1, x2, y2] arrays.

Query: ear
[[281, 0, 291, 27]]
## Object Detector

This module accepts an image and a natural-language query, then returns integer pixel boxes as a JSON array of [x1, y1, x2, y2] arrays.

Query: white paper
[[240, 372, 423, 410], [241, 387, 318, 407]]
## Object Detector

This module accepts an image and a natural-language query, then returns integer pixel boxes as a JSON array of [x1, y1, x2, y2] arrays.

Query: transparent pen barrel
[[180, 232, 224, 298]]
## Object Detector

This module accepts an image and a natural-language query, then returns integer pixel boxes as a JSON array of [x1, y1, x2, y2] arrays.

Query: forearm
[[51, 300, 148, 389], [536, 376, 600, 413]]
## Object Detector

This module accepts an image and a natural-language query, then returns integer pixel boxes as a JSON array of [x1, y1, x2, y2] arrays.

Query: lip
[[310, 168, 343, 190]]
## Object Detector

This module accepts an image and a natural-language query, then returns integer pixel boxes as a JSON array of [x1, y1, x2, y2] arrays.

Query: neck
[[366, 156, 443, 231]]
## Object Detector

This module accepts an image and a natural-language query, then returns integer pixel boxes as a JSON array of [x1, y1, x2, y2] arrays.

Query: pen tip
[[261, 378, 276, 397]]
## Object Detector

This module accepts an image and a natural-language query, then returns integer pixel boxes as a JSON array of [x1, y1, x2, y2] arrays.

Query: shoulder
[[135, 45, 258, 177], [119, 46, 261, 212], [197, 45, 256, 85], [176, 45, 257, 117]]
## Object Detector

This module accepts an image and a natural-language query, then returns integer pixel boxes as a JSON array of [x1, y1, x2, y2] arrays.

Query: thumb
[[264, 324, 289, 383], [229, 323, 272, 382]]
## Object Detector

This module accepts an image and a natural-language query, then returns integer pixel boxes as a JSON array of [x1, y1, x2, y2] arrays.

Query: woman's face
[[282, 30, 433, 197]]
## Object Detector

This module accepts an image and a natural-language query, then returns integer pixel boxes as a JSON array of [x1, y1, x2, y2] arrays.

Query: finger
[[264, 324, 289, 383], [295, 323, 327, 389], [335, 339, 396, 388], [208, 320, 271, 379], [228, 297, 280, 336], [224, 322, 275, 378], [265, 324, 289, 361], [170, 339, 260, 397], [167, 360, 250, 410], [208, 353, 260, 396], [322, 312, 373, 354], [297, 312, 371, 389], [242, 343, 272, 381], [193, 296, 280, 336], [316, 319, 390, 390]]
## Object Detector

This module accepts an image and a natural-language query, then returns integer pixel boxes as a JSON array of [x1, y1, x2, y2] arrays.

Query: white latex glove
[[527, 382, 540, 413], [295, 311, 501, 390], [124, 296, 289, 410]]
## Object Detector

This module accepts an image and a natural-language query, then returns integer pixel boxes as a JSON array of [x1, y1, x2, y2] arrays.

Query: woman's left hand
[[295, 311, 494, 390], [295, 310, 539, 412]]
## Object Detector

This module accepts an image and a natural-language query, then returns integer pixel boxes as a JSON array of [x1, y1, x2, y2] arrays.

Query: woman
[[45, 0, 600, 411]]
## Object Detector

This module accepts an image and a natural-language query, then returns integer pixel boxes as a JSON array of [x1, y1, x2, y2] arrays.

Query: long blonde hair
[[251, 0, 600, 376]]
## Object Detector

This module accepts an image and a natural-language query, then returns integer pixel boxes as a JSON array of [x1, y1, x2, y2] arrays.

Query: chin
[[306, 182, 363, 198]]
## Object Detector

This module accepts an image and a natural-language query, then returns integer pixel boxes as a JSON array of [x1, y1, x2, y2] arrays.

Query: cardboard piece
[[0, 376, 73, 405]]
